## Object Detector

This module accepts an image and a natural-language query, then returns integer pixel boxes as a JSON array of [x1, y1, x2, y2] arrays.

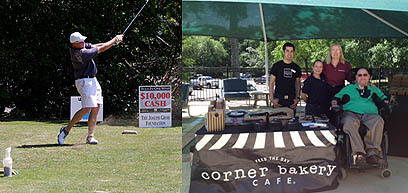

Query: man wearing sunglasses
[[331, 68, 388, 165]]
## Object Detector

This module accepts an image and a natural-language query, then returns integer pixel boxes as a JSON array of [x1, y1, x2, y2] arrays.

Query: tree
[[0, 0, 181, 119], [182, 36, 227, 68], [239, 40, 262, 67], [240, 47, 264, 67], [344, 39, 376, 68], [230, 38, 240, 77], [257, 41, 278, 67]]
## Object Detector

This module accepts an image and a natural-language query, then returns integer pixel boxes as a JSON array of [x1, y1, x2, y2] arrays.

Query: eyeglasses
[[357, 74, 368, 77]]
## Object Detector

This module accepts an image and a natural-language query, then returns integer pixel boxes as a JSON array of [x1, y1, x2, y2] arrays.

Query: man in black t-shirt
[[269, 42, 301, 113]]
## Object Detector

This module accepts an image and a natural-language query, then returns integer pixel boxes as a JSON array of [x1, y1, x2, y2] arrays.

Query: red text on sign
[[144, 100, 167, 107]]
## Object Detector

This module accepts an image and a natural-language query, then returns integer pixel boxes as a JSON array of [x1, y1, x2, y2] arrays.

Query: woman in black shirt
[[302, 60, 329, 116]]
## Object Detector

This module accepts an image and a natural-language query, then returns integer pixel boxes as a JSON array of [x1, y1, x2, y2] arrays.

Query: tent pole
[[259, 3, 269, 91], [362, 9, 408, 37]]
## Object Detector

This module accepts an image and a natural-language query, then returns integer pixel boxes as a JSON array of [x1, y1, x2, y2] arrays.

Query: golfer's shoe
[[58, 127, 69, 145], [86, 136, 98, 145]]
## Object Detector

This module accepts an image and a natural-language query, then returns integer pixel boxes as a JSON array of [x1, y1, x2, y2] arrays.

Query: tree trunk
[[231, 38, 240, 78]]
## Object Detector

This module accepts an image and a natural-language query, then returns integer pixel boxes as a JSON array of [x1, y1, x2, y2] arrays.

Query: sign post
[[139, 85, 172, 128]]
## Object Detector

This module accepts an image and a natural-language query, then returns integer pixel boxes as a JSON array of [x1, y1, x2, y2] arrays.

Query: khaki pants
[[341, 111, 384, 156]]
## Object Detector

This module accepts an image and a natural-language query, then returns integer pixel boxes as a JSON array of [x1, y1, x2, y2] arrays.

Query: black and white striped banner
[[195, 130, 336, 151], [190, 129, 339, 193]]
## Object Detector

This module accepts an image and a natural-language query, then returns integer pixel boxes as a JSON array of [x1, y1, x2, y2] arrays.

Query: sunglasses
[[357, 73, 368, 77]]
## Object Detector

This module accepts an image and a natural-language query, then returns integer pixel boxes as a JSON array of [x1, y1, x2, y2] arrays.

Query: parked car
[[198, 76, 219, 89], [247, 82, 257, 91], [240, 73, 251, 80], [190, 78, 202, 90], [191, 74, 203, 79], [254, 75, 267, 84], [301, 72, 310, 83]]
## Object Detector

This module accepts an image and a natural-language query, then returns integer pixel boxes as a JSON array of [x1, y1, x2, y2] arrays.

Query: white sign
[[70, 96, 103, 122], [139, 85, 172, 128]]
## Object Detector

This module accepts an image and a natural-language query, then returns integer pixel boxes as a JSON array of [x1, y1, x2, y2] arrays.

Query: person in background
[[301, 60, 329, 116]]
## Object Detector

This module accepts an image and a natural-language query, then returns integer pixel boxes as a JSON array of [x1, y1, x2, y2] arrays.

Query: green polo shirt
[[334, 84, 387, 114]]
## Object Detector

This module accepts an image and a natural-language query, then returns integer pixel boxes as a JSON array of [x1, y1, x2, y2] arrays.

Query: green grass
[[0, 121, 181, 193]]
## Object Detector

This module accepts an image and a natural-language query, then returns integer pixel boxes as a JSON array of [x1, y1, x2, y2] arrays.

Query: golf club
[[122, 0, 150, 35]]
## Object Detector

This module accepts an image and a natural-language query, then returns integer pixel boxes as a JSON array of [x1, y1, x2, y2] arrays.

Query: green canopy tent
[[182, 0, 408, 86]]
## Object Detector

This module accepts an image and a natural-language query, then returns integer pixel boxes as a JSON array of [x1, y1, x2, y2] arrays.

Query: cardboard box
[[205, 110, 225, 132]]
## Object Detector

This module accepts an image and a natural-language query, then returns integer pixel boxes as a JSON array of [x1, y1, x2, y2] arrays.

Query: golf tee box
[[70, 96, 103, 122]]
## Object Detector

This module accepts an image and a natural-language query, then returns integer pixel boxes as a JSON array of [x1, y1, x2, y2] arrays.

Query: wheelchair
[[332, 95, 392, 179]]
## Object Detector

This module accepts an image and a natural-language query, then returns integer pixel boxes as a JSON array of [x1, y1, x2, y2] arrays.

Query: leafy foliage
[[182, 36, 408, 72], [0, 0, 181, 119], [182, 36, 227, 80], [240, 47, 263, 67], [182, 36, 227, 68]]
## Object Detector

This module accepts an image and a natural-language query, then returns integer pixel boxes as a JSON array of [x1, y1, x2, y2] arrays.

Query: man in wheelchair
[[331, 68, 388, 166]]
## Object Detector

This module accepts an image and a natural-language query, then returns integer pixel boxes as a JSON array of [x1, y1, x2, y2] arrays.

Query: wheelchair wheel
[[380, 168, 392, 178], [338, 167, 347, 180]]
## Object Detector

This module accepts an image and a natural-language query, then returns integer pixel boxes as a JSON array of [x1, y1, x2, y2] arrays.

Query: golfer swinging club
[[58, 32, 124, 145]]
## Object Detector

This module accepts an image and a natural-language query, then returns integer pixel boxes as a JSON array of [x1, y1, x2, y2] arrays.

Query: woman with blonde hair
[[323, 44, 352, 121], [323, 44, 352, 99]]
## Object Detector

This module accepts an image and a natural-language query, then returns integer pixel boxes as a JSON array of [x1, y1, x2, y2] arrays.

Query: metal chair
[[222, 78, 251, 105]]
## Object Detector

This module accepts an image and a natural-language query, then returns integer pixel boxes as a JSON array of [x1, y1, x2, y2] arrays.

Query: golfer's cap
[[70, 32, 87, 43]]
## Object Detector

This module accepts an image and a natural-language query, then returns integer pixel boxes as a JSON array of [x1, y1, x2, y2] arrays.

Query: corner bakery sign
[[191, 155, 338, 193], [189, 130, 339, 193], [200, 158, 336, 187]]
